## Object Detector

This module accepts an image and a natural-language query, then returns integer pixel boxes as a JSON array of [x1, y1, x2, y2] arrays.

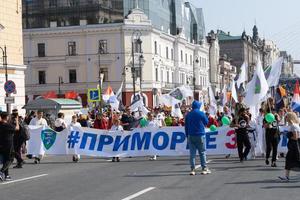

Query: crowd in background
[[1, 94, 300, 181]]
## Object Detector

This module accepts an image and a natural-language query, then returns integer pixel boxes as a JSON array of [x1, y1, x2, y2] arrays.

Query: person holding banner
[[185, 101, 211, 175], [110, 118, 123, 162], [279, 112, 300, 181], [69, 115, 81, 162], [29, 111, 48, 164], [233, 107, 251, 162]]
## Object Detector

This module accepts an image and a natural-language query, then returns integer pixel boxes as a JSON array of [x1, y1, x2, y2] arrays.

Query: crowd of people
[[1, 94, 300, 181]]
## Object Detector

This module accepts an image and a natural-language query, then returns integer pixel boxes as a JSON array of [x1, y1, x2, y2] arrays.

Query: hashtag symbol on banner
[[67, 131, 80, 149]]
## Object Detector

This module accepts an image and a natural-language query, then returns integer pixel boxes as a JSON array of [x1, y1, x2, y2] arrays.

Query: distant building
[[0, 0, 26, 113], [219, 56, 237, 91], [216, 25, 280, 82], [280, 51, 294, 77], [23, 0, 210, 107]]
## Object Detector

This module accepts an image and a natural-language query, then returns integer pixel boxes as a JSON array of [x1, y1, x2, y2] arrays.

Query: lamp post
[[58, 76, 63, 96], [139, 54, 144, 93], [0, 45, 10, 113], [131, 30, 142, 100], [193, 55, 199, 99]]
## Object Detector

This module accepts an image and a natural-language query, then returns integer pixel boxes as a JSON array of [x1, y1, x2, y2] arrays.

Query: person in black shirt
[[233, 108, 251, 162], [10, 109, 26, 169], [121, 109, 134, 131], [263, 110, 280, 167], [0, 112, 19, 181]]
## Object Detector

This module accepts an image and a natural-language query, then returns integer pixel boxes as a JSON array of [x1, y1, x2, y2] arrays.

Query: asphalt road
[[1, 155, 299, 200]]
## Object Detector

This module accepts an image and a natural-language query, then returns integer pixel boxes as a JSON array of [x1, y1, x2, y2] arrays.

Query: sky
[[191, 0, 300, 60]]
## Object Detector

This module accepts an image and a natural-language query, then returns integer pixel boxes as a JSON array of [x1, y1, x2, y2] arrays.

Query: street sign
[[4, 80, 16, 94], [5, 96, 15, 104], [87, 88, 101, 102]]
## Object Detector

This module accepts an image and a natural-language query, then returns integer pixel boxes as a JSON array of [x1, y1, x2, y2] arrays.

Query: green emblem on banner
[[41, 129, 57, 150]]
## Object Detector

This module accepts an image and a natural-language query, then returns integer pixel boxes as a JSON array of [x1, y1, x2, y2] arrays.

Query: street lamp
[[207, 30, 216, 91], [193, 55, 199, 99], [131, 30, 142, 100]]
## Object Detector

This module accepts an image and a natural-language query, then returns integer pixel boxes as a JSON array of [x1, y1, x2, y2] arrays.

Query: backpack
[[20, 122, 30, 141]]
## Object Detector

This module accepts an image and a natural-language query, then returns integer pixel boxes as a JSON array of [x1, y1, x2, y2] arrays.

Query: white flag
[[116, 81, 123, 101], [266, 57, 283, 87], [244, 58, 269, 106], [171, 103, 183, 118], [231, 80, 238, 103], [236, 62, 247, 88]]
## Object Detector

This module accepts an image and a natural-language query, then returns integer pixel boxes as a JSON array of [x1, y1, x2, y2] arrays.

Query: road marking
[[121, 187, 156, 200], [1, 174, 48, 185]]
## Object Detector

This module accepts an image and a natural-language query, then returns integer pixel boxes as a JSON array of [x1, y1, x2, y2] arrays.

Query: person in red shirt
[[93, 113, 109, 130], [206, 113, 218, 128]]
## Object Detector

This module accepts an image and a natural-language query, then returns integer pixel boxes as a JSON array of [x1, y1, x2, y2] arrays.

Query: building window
[[166, 47, 169, 59], [49, 0, 57, 7], [154, 41, 158, 55], [69, 69, 77, 83], [200, 76, 202, 86], [38, 71, 46, 84], [159, 45, 161, 56], [161, 69, 163, 82], [190, 55, 193, 65], [171, 49, 174, 60], [181, 50, 183, 62], [171, 71, 174, 83], [134, 39, 142, 53], [155, 68, 158, 81], [100, 68, 108, 81], [167, 71, 169, 83], [99, 40, 108, 54], [68, 41, 76, 56], [185, 53, 188, 64], [181, 73, 184, 84], [186, 75, 189, 84], [37, 43, 45, 57]]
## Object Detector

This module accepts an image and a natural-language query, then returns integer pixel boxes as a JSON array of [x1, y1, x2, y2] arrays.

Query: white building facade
[[23, 6, 210, 107], [0, 0, 26, 114]]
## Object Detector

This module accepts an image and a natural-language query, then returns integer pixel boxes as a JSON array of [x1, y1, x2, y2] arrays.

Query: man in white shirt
[[29, 111, 48, 164], [29, 111, 48, 126]]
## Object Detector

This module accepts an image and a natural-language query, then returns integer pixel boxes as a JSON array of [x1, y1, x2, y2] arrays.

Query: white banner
[[27, 126, 289, 157]]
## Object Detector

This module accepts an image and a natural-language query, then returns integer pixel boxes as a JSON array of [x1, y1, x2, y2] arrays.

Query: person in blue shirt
[[185, 101, 211, 175]]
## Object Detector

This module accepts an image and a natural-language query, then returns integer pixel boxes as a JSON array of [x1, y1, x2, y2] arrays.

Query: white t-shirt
[[147, 120, 160, 128], [29, 117, 48, 126], [55, 118, 67, 128], [289, 124, 300, 137], [110, 125, 123, 131], [69, 122, 81, 128]]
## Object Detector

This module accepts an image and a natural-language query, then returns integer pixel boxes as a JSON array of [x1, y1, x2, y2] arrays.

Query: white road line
[[1, 174, 48, 185], [121, 187, 156, 200]]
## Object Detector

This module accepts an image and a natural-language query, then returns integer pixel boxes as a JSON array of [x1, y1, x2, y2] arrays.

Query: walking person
[[0, 112, 19, 181], [185, 101, 211, 175], [69, 115, 81, 162], [278, 112, 300, 181], [263, 109, 280, 167], [233, 107, 251, 162], [29, 111, 48, 164], [11, 109, 27, 168]]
